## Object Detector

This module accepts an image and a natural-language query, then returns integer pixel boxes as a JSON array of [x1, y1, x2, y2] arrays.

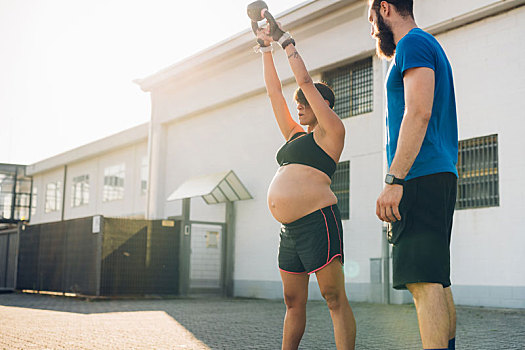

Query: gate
[[189, 223, 225, 293], [0, 227, 18, 291]]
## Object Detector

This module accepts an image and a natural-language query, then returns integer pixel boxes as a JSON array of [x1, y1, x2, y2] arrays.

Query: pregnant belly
[[267, 164, 337, 224]]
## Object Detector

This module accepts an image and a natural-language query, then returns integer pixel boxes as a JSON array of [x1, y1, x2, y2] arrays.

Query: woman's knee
[[283, 291, 307, 309], [320, 286, 346, 311]]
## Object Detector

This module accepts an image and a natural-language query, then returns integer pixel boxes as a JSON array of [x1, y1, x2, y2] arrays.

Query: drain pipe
[[381, 58, 391, 304], [61, 165, 67, 221]]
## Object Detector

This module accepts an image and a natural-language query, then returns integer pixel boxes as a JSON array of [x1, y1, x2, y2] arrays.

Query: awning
[[167, 170, 252, 204]]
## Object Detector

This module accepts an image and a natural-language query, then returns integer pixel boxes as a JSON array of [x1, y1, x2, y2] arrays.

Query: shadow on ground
[[1, 292, 524, 349]]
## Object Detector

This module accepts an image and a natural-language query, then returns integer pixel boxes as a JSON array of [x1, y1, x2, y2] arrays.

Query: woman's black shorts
[[278, 204, 344, 274], [389, 172, 457, 290]]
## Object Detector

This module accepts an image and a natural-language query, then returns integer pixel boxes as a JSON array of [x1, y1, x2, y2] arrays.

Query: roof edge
[[135, 0, 354, 92], [27, 123, 149, 176]]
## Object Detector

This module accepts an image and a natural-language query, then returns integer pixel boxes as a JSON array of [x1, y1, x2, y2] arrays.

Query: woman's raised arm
[[284, 45, 344, 138], [258, 28, 304, 140], [265, 21, 344, 139]]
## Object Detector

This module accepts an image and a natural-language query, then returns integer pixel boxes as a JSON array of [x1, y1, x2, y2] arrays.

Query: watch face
[[385, 174, 394, 184]]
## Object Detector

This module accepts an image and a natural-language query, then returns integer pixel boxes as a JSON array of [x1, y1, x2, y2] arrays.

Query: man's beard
[[374, 11, 396, 59]]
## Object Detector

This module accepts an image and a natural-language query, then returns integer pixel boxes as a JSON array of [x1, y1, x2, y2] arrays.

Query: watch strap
[[385, 173, 405, 185]]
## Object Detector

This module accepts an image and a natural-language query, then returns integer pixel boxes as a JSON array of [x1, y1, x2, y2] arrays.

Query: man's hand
[[376, 184, 403, 222]]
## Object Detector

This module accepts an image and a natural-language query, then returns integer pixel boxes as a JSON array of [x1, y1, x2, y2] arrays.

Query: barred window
[[331, 161, 350, 220], [456, 134, 499, 210], [45, 181, 62, 213], [71, 174, 90, 207], [103, 164, 125, 202], [323, 57, 373, 119]]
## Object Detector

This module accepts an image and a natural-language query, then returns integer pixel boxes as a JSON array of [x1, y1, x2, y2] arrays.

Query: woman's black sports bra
[[276, 131, 337, 178]]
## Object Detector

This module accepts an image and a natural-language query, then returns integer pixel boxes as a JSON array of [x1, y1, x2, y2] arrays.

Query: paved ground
[[0, 292, 524, 349]]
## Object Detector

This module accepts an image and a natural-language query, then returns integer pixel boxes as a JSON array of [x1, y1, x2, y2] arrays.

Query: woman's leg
[[280, 270, 310, 350], [315, 259, 356, 350]]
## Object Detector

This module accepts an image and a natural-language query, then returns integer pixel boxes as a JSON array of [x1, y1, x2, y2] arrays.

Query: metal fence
[[16, 216, 180, 296], [101, 218, 180, 296], [17, 217, 99, 294]]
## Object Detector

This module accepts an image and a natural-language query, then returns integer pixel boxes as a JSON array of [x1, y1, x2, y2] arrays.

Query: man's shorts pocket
[[387, 180, 417, 245]]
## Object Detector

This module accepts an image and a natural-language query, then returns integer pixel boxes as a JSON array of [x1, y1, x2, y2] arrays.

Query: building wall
[[26, 0, 525, 307], [161, 73, 387, 299], [435, 5, 525, 308], [30, 142, 148, 224], [148, 1, 525, 307], [156, 1, 389, 301], [31, 167, 65, 223]]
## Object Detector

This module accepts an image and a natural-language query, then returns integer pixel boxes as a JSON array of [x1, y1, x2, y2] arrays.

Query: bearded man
[[368, 1, 459, 349]]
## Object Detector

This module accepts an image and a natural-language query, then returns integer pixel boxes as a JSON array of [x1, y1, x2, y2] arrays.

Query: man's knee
[[406, 282, 444, 300]]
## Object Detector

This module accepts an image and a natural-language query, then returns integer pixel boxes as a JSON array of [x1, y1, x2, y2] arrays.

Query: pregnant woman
[[254, 18, 356, 350]]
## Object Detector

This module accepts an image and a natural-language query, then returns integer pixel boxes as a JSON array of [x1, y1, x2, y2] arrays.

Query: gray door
[[189, 224, 223, 291], [0, 228, 18, 290]]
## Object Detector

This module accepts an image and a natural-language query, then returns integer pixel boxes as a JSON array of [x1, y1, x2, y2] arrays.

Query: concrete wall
[[436, 5, 525, 308]]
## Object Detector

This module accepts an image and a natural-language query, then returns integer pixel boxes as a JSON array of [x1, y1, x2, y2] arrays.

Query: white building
[[29, 0, 525, 308], [28, 124, 149, 223]]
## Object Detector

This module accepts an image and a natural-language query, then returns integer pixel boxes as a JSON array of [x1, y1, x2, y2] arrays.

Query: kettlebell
[[247, 1, 268, 22]]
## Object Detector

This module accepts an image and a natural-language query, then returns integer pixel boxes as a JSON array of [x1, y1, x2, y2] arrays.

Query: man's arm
[[376, 67, 435, 223], [388, 67, 435, 179]]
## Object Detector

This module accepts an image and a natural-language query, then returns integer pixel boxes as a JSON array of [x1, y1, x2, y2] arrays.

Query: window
[[103, 164, 125, 202], [45, 181, 62, 213], [71, 174, 89, 207], [0, 172, 32, 221], [331, 161, 350, 220], [456, 134, 499, 210], [140, 156, 148, 195], [0, 174, 14, 219], [323, 57, 373, 119], [31, 186, 37, 216], [14, 178, 31, 220]]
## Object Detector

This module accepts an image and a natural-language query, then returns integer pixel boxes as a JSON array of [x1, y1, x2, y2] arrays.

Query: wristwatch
[[385, 173, 405, 186]]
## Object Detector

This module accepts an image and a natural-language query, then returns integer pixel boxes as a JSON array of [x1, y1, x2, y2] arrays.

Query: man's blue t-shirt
[[386, 28, 458, 180]]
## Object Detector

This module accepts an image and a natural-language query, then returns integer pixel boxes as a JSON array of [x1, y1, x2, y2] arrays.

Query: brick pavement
[[0, 292, 524, 349]]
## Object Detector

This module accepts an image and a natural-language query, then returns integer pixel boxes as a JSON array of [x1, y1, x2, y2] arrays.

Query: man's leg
[[280, 270, 309, 350], [406, 282, 449, 349], [444, 287, 456, 348], [316, 259, 356, 350]]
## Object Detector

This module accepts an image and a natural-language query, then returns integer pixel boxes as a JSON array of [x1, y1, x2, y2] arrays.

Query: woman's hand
[[256, 25, 273, 47], [269, 20, 286, 42]]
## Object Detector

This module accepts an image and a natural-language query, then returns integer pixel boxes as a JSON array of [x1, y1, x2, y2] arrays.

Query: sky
[[0, 0, 307, 165]]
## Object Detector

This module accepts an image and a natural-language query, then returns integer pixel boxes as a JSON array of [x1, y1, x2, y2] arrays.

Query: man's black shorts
[[279, 204, 344, 274], [389, 172, 457, 290]]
